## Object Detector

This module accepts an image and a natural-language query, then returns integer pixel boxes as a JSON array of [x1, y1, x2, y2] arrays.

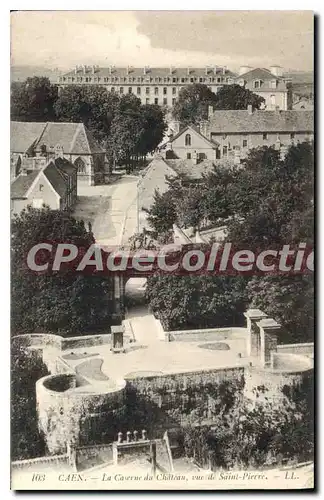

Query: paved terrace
[[59, 308, 247, 384]]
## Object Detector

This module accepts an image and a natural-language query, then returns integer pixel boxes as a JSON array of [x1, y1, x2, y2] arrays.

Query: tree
[[11, 207, 114, 336], [227, 142, 314, 341], [213, 84, 265, 110], [54, 85, 120, 142], [11, 77, 58, 122], [138, 104, 167, 155], [11, 345, 48, 460], [146, 274, 248, 331], [247, 274, 314, 343], [172, 84, 218, 126], [147, 189, 177, 235]]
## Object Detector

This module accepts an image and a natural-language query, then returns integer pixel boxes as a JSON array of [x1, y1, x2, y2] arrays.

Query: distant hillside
[[283, 70, 314, 85], [11, 65, 63, 83]]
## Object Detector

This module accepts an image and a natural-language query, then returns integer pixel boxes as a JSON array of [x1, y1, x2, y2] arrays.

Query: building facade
[[167, 125, 218, 161], [58, 65, 236, 107], [11, 121, 107, 185], [235, 66, 290, 110], [202, 107, 313, 162], [11, 157, 78, 215]]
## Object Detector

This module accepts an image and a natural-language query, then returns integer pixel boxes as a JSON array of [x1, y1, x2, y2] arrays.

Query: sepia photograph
[[10, 9, 314, 491]]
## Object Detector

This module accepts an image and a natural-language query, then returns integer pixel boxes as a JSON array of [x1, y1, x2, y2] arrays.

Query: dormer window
[[254, 80, 261, 89], [238, 79, 245, 86], [271, 79, 277, 89]]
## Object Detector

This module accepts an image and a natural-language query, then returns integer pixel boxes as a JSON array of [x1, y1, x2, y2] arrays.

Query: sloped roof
[[10, 121, 47, 153], [11, 170, 39, 199], [235, 68, 288, 92], [11, 158, 76, 200], [208, 110, 314, 134], [11, 121, 104, 155], [165, 159, 215, 179], [236, 67, 280, 82], [43, 161, 68, 199], [62, 66, 236, 80], [36, 122, 104, 155], [170, 125, 218, 148]]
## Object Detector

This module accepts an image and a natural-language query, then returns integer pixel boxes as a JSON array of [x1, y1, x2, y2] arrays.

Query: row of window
[[113, 86, 178, 95], [61, 75, 230, 84], [184, 133, 297, 149]]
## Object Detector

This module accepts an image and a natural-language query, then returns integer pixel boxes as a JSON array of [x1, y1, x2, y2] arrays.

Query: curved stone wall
[[245, 353, 313, 403], [36, 373, 126, 454]]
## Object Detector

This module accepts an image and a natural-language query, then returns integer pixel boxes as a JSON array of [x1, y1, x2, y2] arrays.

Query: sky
[[10, 11, 314, 72]]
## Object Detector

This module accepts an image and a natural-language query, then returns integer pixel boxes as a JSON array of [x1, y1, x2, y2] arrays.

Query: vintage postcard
[[10, 10, 314, 490]]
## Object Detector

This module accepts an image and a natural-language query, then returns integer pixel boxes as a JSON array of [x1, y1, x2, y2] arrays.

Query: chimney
[[92, 65, 95, 74], [74, 65, 78, 74], [55, 145, 64, 159], [205, 66, 209, 76], [247, 104, 253, 115], [213, 66, 217, 75], [200, 120, 208, 138], [172, 121, 180, 135], [208, 105, 214, 120], [126, 66, 129, 75], [270, 65, 283, 77], [187, 67, 191, 76], [109, 65, 112, 75], [20, 165, 28, 176], [239, 65, 252, 76], [169, 66, 173, 75], [223, 66, 226, 75], [82, 65, 86, 74]]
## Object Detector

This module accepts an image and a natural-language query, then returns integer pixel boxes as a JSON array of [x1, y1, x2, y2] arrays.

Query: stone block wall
[[36, 373, 127, 454], [125, 367, 245, 433]]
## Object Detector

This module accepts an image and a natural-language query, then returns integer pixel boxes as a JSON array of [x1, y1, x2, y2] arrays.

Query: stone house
[[11, 157, 77, 215], [11, 121, 107, 185], [202, 107, 314, 162], [234, 66, 290, 110], [166, 124, 219, 161]]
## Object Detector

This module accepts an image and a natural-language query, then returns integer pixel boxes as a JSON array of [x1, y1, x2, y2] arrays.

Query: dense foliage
[[145, 142, 314, 340], [11, 207, 114, 336], [11, 346, 48, 460], [11, 77, 58, 122], [182, 377, 313, 470], [172, 83, 265, 126], [146, 275, 248, 330], [213, 84, 265, 110], [11, 78, 167, 169]]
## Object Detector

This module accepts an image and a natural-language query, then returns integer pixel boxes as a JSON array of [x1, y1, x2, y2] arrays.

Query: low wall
[[61, 334, 111, 351], [11, 453, 70, 471], [277, 342, 314, 357], [271, 352, 313, 371], [165, 326, 247, 343], [12, 333, 63, 350]]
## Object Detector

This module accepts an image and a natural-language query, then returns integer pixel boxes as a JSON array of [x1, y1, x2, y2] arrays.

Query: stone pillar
[[244, 309, 267, 358], [257, 318, 281, 367]]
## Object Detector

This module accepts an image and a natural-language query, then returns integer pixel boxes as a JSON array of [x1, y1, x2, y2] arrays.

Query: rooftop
[[11, 157, 76, 199], [208, 109, 314, 134], [62, 66, 236, 79], [11, 121, 104, 155]]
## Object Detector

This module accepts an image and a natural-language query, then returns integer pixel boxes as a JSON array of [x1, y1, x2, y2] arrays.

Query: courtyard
[[73, 176, 139, 247]]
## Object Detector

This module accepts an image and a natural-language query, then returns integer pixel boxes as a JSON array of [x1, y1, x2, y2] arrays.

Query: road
[[73, 176, 139, 247]]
